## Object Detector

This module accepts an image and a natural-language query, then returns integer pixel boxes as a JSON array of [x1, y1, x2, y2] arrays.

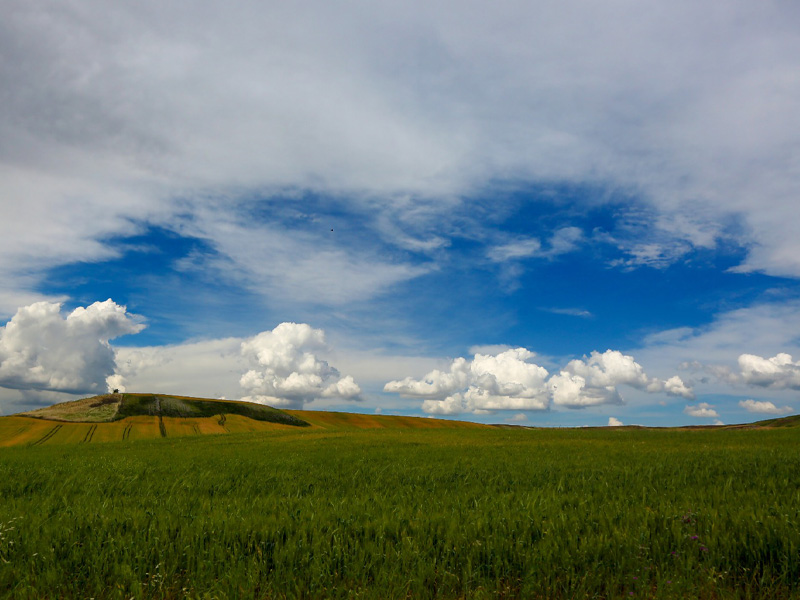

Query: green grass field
[[1, 422, 799, 599]]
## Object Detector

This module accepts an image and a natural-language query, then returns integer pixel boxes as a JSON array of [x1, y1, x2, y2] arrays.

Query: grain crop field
[[1, 424, 799, 599]]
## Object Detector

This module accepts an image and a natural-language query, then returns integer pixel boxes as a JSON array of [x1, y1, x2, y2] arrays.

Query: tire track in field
[[82, 424, 97, 443], [156, 397, 167, 438], [122, 423, 132, 440], [31, 424, 62, 446]]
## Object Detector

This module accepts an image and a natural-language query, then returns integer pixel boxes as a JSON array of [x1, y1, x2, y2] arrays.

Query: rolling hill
[[0, 392, 486, 447]]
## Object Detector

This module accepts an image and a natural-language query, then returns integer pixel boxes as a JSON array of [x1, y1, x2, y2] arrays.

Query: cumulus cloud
[[693, 352, 800, 392], [385, 348, 550, 415], [240, 322, 361, 408], [738, 353, 800, 390], [385, 347, 691, 415], [0, 300, 144, 394], [739, 399, 794, 415], [684, 403, 719, 418], [549, 350, 694, 408], [607, 417, 623, 427], [383, 357, 471, 400]]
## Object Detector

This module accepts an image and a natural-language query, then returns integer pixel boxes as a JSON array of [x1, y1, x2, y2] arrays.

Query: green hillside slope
[[20, 392, 308, 427]]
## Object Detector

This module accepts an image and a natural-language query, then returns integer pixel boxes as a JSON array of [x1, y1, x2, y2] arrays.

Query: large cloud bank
[[385, 348, 692, 415], [240, 322, 361, 408], [0, 300, 144, 394], [2, 0, 800, 318]]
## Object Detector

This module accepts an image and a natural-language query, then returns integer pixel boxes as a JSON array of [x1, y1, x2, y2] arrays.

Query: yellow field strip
[[285, 410, 489, 430], [0, 414, 310, 447]]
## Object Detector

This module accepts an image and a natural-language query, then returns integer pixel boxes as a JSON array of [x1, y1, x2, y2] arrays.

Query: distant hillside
[[1, 394, 488, 448], [19, 393, 308, 427], [724, 414, 800, 429], [286, 409, 487, 430]]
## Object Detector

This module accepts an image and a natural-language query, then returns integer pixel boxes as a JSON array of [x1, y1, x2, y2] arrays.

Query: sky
[[1, 0, 800, 426]]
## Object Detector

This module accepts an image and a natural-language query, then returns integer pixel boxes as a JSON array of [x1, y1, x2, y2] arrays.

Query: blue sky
[[1, 0, 800, 426]]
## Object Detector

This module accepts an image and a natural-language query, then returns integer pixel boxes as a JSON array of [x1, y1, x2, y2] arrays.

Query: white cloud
[[662, 375, 695, 398], [105, 374, 126, 393], [684, 403, 719, 418], [384, 357, 470, 400], [488, 228, 583, 263], [386, 348, 550, 415], [487, 238, 542, 262], [508, 413, 528, 422], [239, 322, 361, 408], [386, 347, 690, 415], [550, 350, 693, 408], [0, 300, 144, 394], [738, 399, 794, 415], [607, 417, 623, 427], [179, 209, 430, 306], [738, 353, 800, 390]]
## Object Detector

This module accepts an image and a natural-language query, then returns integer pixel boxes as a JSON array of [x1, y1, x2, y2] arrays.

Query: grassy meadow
[[1, 421, 799, 598]]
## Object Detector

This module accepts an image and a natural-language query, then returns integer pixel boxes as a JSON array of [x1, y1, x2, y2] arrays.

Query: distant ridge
[[723, 413, 800, 429]]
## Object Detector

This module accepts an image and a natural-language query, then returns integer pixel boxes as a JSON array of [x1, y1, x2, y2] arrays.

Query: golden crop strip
[[0, 411, 485, 447]]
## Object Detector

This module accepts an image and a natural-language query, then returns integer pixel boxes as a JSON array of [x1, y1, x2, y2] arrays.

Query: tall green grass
[[1, 427, 799, 598]]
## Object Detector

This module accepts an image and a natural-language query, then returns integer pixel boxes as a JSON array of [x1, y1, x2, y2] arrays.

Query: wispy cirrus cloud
[[540, 307, 593, 319]]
